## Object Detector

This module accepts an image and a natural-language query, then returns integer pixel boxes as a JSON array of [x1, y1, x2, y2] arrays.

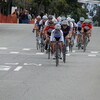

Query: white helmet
[[67, 17, 71, 21], [71, 18, 75, 22], [84, 19, 91, 23], [52, 18, 57, 24], [80, 17, 85, 21], [61, 16, 66, 21], [55, 24, 61, 30], [43, 15, 48, 19], [57, 16, 62, 21], [61, 20, 68, 25]]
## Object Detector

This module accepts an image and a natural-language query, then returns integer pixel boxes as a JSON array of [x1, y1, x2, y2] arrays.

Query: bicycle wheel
[[40, 36, 45, 52], [36, 37, 39, 50], [78, 36, 82, 50], [83, 37, 88, 52], [48, 43, 50, 59], [69, 37, 74, 52], [63, 44, 66, 63], [55, 42, 59, 66]]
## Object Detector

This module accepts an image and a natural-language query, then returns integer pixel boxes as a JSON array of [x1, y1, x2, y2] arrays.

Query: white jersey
[[45, 20, 49, 26], [73, 22, 78, 27], [67, 21, 73, 28], [50, 29, 64, 43]]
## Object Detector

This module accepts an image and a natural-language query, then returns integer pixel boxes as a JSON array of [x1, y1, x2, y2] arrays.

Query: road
[[0, 23, 100, 100]]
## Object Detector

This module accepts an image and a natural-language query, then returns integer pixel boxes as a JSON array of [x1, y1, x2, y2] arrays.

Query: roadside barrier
[[0, 13, 34, 24]]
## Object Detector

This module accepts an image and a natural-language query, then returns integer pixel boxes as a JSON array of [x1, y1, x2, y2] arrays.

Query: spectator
[[22, 10, 29, 24]]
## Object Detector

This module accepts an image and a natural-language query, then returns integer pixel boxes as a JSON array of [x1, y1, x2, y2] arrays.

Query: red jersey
[[82, 23, 92, 31], [45, 26, 55, 35]]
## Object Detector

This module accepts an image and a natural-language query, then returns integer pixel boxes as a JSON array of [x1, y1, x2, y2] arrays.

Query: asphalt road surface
[[0, 23, 100, 100]]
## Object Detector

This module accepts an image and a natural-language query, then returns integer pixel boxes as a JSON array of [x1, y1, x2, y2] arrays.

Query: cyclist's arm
[[60, 30, 64, 43], [50, 31, 54, 42]]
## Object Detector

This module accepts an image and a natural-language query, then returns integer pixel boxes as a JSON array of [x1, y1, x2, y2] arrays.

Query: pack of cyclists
[[33, 15, 93, 59]]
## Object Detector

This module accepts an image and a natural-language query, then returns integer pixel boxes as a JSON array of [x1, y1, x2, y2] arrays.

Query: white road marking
[[91, 51, 98, 54], [72, 50, 76, 53], [10, 52, 19, 54], [88, 54, 97, 57], [36, 53, 45, 55], [22, 48, 31, 51], [5, 63, 19, 65], [0, 47, 8, 50], [0, 65, 11, 71], [66, 54, 71, 56], [24, 63, 42, 66], [14, 66, 23, 71]]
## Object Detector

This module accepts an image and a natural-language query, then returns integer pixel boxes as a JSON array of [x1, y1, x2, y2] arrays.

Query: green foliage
[[14, 0, 88, 20]]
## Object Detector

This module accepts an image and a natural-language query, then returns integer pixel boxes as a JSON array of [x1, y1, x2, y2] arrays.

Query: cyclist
[[81, 19, 93, 47], [45, 15, 53, 26], [76, 17, 85, 46], [77, 17, 85, 33], [52, 18, 57, 25], [44, 20, 55, 50], [71, 18, 78, 44], [57, 16, 62, 24], [33, 15, 41, 36], [50, 24, 64, 59], [61, 20, 71, 52], [67, 17, 73, 37], [39, 15, 48, 37]]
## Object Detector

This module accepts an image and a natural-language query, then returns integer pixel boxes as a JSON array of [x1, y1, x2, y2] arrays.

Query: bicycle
[[40, 34, 45, 52], [83, 32, 89, 52], [36, 29, 40, 50], [63, 39, 67, 63], [47, 41, 51, 59], [69, 35, 74, 52], [55, 37, 61, 66], [77, 33, 83, 50]]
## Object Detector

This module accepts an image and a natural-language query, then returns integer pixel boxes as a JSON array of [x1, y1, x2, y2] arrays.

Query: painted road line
[[91, 51, 98, 54], [88, 54, 97, 57], [0, 65, 11, 71], [36, 53, 45, 55], [14, 66, 23, 71], [66, 54, 71, 56], [22, 48, 31, 51], [10, 52, 19, 54], [24, 63, 42, 66], [0, 47, 8, 50], [72, 50, 76, 53], [5, 63, 19, 65]]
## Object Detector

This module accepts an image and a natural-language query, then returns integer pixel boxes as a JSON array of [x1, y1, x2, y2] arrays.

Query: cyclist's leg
[[45, 35, 50, 50], [51, 42, 56, 59]]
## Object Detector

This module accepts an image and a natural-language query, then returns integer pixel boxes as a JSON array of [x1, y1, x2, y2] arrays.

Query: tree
[[13, 0, 88, 20]]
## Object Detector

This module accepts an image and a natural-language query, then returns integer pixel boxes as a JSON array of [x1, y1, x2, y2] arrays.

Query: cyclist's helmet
[[61, 16, 66, 21], [37, 15, 41, 20], [71, 18, 75, 22], [52, 18, 57, 24], [67, 17, 71, 22], [48, 15, 53, 20], [42, 15, 48, 20], [57, 16, 62, 22], [48, 20, 54, 25], [84, 19, 91, 23], [55, 24, 61, 30], [80, 17, 85, 22], [61, 20, 68, 26]]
